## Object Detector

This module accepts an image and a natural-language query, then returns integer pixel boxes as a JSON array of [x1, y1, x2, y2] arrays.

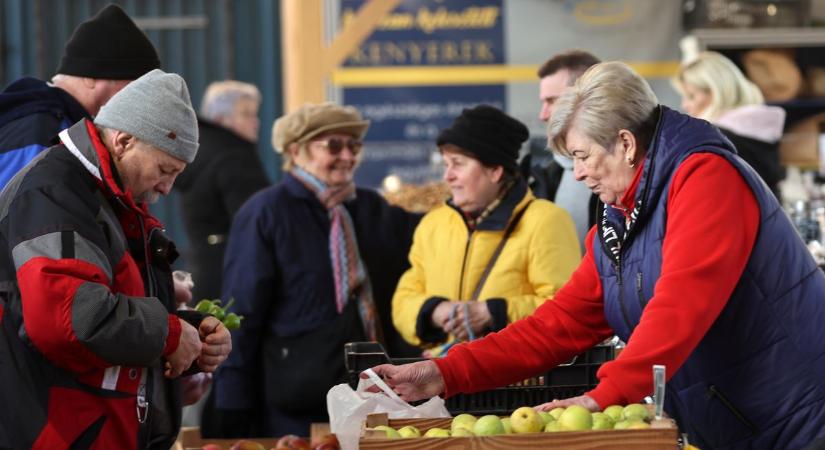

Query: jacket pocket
[[707, 385, 758, 435], [262, 300, 365, 416]]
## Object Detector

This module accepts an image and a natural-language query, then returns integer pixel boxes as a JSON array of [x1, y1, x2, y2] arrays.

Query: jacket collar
[[449, 177, 531, 232], [284, 171, 337, 208], [0, 77, 89, 127], [59, 119, 153, 218]]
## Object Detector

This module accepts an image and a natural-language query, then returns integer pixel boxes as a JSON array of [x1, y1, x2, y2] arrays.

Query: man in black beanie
[[0, 3, 160, 190]]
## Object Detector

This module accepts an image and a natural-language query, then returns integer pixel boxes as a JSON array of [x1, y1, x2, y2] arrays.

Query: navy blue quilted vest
[[593, 106, 825, 450]]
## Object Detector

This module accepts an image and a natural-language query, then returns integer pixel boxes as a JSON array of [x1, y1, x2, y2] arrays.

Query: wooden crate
[[359, 414, 680, 450], [174, 427, 281, 450], [174, 423, 331, 449]]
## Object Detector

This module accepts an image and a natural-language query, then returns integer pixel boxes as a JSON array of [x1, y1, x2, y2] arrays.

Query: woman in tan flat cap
[[209, 102, 421, 438]]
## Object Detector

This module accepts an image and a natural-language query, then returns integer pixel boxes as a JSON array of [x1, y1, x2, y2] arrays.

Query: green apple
[[627, 421, 651, 429], [591, 412, 614, 430], [423, 427, 451, 438], [397, 425, 421, 438], [472, 415, 505, 436], [501, 417, 513, 434], [549, 407, 566, 420], [538, 411, 555, 426], [603, 404, 625, 422], [451, 427, 474, 437], [544, 421, 564, 432], [510, 406, 544, 434], [613, 420, 636, 430], [558, 405, 593, 431], [373, 425, 401, 438], [451, 413, 477, 434], [623, 403, 651, 422]]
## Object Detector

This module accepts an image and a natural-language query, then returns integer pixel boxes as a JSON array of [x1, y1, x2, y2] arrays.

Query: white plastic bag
[[327, 368, 450, 450]]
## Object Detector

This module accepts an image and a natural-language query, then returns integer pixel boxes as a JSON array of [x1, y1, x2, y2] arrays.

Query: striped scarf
[[291, 167, 382, 343]]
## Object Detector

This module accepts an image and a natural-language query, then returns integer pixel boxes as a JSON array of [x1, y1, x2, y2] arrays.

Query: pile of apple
[[204, 433, 339, 450], [370, 403, 655, 438]]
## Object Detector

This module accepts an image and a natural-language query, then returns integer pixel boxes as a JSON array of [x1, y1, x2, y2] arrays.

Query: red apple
[[310, 433, 340, 450], [275, 435, 310, 450], [230, 440, 265, 450], [202, 445, 222, 450]]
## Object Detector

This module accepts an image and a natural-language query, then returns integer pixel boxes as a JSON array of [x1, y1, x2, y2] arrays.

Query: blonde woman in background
[[675, 51, 785, 198]]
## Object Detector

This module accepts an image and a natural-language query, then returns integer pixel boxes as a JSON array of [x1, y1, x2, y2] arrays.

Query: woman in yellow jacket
[[392, 105, 581, 352]]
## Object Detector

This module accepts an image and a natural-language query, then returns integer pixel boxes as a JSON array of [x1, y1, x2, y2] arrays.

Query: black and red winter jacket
[[0, 119, 200, 450]]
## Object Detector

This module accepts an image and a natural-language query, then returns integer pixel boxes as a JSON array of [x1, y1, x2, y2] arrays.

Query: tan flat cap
[[272, 102, 370, 153]]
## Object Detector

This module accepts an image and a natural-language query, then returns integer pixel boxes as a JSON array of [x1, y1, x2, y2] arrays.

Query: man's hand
[[180, 372, 212, 406], [534, 395, 600, 412], [197, 316, 232, 373], [363, 360, 445, 403], [165, 318, 201, 378]]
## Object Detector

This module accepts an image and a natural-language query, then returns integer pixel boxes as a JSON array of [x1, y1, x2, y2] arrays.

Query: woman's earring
[[627, 157, 635, 168]]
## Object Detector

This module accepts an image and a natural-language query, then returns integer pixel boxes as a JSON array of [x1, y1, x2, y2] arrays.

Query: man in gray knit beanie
[[96, 68, 199, 163], [0, 68, 230, 448]]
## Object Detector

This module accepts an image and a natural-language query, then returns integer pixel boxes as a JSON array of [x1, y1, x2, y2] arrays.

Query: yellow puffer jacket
[[392, 186, 581, 348]]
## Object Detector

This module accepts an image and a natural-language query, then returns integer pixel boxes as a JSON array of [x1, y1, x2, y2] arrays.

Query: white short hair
[[200, 80, 261, 121], [547, 61, 658, 156]]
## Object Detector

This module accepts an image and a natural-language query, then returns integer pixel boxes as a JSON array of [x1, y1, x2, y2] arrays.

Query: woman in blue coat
[[211, 103, 421, 438]]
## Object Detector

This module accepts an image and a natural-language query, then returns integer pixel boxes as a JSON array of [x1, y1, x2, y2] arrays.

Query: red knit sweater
[[434, 153, 760, 408]]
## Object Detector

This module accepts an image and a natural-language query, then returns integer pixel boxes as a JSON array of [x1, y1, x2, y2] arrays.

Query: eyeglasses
[[310, 137, 363, 156]]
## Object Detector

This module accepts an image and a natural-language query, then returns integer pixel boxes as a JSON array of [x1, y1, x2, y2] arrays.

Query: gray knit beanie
[[94, 69, 199, 163]]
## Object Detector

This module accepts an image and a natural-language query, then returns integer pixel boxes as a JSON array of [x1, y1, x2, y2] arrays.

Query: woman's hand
[[364, 360, 445, 403], [534, 394, 600, 412], [446, 302, 492, 340], [431, 301, 455, 329]]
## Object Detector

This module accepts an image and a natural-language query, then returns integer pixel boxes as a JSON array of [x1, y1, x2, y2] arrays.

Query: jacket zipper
[[636, 272, 647, 309], [614, 259, 633, 331], [708, 385, 757, 434], [457, 232, 473, 299], [137, 215, 156, 297]]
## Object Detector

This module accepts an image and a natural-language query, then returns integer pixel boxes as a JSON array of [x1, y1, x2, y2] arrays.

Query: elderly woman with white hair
[[366, 62, 825, 450], [675, 51, 785, 198]]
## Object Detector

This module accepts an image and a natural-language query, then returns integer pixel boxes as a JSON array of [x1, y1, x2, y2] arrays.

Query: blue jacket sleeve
[[214, 195, 278, 410]]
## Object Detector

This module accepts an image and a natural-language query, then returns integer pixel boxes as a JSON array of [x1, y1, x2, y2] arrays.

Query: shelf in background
[[692, 27, 825, 49]]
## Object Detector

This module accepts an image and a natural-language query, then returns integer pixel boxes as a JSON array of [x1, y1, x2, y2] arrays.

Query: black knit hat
[[436, 105, 529, 172], [57, 4, 160, 79]]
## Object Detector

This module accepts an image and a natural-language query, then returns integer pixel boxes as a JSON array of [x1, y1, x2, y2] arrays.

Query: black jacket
[[720, 128, 784, 200], [174, 119, 270, 301], [0, 119, 204, 449]]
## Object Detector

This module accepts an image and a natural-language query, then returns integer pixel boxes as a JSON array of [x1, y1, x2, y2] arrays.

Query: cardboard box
[[359, 413, 679, 450]]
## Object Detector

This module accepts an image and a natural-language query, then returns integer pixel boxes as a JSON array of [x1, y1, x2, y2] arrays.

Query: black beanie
[[57, 4, 160, 79], [436, 105, 529, 172]]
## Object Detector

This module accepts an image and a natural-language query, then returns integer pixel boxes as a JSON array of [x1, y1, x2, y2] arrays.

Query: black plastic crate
[[344, 341, 614, 416]]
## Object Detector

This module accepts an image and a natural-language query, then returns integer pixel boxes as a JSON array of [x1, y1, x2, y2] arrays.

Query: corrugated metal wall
[[0, 0, 283, 266]]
